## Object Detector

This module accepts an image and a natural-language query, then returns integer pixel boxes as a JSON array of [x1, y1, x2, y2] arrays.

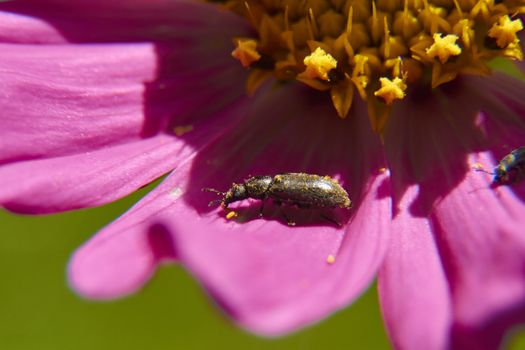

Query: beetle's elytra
[[203, 173, 351, 225], [493, 146, 525, 185]]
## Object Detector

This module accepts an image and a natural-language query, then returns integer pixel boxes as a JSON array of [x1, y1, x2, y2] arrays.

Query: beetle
[[203, 172, 351, 225], [493, 146, 525, 185]]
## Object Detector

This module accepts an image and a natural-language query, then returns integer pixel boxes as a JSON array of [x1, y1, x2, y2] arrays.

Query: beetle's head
[[493, 166, 510, 184], [222, 183, 247, 208]]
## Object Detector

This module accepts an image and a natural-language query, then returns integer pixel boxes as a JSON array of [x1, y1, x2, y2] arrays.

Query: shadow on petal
[[385, 75, 525, 217], [147, 222, 177, 262]]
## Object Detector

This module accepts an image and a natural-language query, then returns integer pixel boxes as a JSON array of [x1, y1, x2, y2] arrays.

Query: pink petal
[[378, 186, 452, 350], [433, 152, 525, 350], [70, 165, 391, 334], [384, 74, 525, 349], [0, 9, 68, 43], [0, 134, 189, 213], [0, 40, 246, 163], [0, 0, 249, 44], [69, 221, 174, 299], [0, 56, 251, 213], [0, 0, 250, 213], [68, 153, 199, 299], [0, 1, 248, 163], [168, 175, 391, 335], [69, 85, 392, 334], [0, 43, 159, 163]]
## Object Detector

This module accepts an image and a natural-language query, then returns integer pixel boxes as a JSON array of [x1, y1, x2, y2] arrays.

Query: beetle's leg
[[321, 213, 342, 227], [207, 199, 224, 207], [259, 200, 265, 218], [281, 210, 296, 226], [271, 200, 295, 225]]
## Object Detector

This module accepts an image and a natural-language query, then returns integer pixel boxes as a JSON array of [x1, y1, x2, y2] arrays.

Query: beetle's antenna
[[472, 162, 494, 175], [474, 168, 494, 175], [207, 199, 224, 207], [202, 188, 226, 207], [202, 188, 225, 195]]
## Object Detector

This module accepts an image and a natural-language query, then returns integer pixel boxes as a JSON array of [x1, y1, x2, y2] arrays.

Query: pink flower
[[1, 1, 525, 349]]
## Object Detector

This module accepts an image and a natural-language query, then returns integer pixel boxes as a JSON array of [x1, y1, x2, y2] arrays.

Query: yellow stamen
[[351, 54, 369, 99], [426, 33, 462, 64], [384, 57, 403, 78], [303, 47, 338, 81], [488, 16, 524, 49], [374, 77, 407, 105], [231, 39, 261, 67], [453, 19, 474, 49], [470, 0, 493, 21], [212, 0, 524, 127]]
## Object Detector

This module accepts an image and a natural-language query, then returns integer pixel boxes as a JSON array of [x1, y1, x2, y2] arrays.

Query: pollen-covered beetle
[[493, 146, 525, 185], [203, 173, 351, 225]]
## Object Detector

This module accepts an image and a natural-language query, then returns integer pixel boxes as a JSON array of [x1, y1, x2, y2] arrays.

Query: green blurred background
[[1, 184, 390, 350]]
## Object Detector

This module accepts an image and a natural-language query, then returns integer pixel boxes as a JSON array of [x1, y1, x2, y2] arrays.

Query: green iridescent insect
[[203, 173, 351, 225], [493, 146, 525, 185]]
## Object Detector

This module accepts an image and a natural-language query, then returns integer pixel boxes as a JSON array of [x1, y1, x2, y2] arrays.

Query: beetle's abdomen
[[268, 173, 351, 208], [510, 146, 525, 167]]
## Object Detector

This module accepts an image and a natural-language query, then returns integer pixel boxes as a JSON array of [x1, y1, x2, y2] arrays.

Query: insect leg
[[272, 199, 296, 226], [282, 211, 296, 226], [203, 188, 227, 208], [259, 200, 266, 218], [320, 213, 342, 227], [207, 199, 224, 207]]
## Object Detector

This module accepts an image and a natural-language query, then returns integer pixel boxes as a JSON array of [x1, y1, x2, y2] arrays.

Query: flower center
[[211, 0, 524, 131]]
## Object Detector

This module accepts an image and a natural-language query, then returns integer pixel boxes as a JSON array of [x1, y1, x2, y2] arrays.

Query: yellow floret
[[303, 47, 338, 81], [488, 16, 523, 48], [426, 33, 462, 64], [374, 77, 407, 105], [231, 39, 261, 67]]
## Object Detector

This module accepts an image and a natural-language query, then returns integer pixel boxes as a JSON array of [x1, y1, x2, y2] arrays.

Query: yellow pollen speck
[[173, 124, 193, 136], [488, 16, 524, 49], [226, 211, 238, 220], [303, 47, 337, 81], [326, 254, 336, 264], [374, 77, 407, 105], [379, 167, 387, 173], [426, 33, 462, 64], [472, 162, 485, 170], [231, 39, 261, 67]]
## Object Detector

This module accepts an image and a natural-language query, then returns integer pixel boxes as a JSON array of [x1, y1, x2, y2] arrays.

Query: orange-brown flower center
[[210, 0, 524, 132]]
